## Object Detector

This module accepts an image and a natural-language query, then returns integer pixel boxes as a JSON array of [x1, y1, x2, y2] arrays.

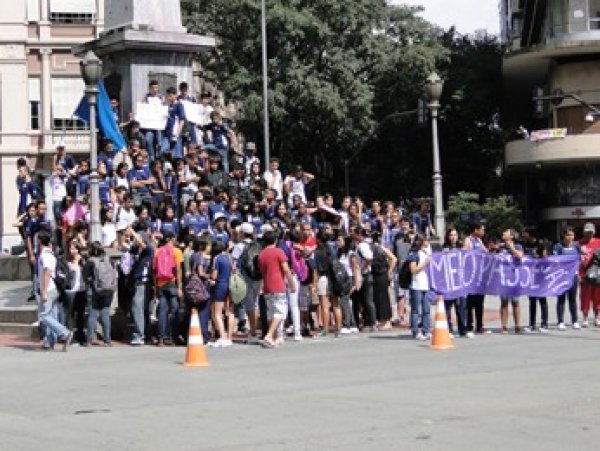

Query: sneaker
[[319, 330, 328, 338], [221, 339, 233, 347], [557, 323, 566, 331], [415, 332, 425, 341], [539, 327, 549, 334], [350, 327, 359, 333], [449, 333, 455, 339], [27, 294, 36, 302], [595, 318, 600, 327], [573, 322, 581, 330], [286, 325, 294, 335], [465, 331, 475, 339], [523, 326, 534, 333], [62, 332, 73, 352], [275, 337, 285, 346], [339, 327, 352, 335], [293, 334, 303, 342], [212, 339, 226, 348], [423, 332, 432, 340], [581, 320, 589, 328], [130, 338, 144, 346]]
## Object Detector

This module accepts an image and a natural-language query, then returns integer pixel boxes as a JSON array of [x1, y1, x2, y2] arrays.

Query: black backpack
[[330, 256, 352, 297], [398, 260, 413, 289], [370, 244, 389, 276], [241, 241, 262, 281], [54, 255, 75, 292]]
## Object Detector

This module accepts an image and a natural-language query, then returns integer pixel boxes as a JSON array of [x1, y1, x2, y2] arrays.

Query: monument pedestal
[[73, 0, 214, 122]]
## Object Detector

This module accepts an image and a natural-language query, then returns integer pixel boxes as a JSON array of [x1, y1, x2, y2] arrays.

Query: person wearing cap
[[284, 165, 314, 208], [211, 212, 230, 246], [579, 222, 600, 327]]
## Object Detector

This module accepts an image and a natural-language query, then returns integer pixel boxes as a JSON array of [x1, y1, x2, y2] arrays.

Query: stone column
[[39, 0, 48, 22], [40, 48, 52, 135]]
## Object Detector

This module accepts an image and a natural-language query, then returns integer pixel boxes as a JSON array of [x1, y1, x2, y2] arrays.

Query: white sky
[[392, 0, 501, 35]]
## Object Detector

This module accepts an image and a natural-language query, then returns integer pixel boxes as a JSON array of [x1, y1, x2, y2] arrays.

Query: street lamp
[[261, 0, 270, 166], [79, 50, 103, 243], [424, 72, 445, 238]]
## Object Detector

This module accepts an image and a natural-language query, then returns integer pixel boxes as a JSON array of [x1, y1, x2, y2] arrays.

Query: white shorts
[[265, 292, 288, 319], [317, 275, 331, 297]]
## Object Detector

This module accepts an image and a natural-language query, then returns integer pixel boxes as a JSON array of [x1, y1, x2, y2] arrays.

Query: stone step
[[0, 322, 38, 338], [0, 256, 31, 281], [0, 308, 38, 324]]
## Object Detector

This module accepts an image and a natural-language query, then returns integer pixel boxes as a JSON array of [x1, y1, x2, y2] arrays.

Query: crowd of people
[[14, 80, 600, 351]]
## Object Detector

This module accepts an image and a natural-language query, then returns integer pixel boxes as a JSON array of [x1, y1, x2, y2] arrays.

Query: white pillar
[[40, 48, 52, 136]]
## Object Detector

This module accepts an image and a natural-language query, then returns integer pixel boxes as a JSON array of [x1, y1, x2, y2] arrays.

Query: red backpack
[[156, 244, 175, 282]]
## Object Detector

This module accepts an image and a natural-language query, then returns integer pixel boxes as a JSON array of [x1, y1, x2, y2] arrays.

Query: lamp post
[[261, 0, 270, 165], [424, 72, 445, 238], [79, 50, 103, 243]]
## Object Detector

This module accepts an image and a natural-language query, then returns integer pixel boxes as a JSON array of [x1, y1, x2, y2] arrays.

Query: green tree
[[447, 191, 523, 238]]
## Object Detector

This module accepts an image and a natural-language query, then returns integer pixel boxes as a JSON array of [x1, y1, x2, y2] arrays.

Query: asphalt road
[[1, 324, 600, 451]]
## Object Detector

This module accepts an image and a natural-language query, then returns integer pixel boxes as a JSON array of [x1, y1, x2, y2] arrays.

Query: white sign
[[181, 100, 212, 126], [135, 103, 168, 131], [530, 128, 567, 141]]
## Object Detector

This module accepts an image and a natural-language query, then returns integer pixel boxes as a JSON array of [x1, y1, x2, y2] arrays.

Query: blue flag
[[74, 82, 127, 150]]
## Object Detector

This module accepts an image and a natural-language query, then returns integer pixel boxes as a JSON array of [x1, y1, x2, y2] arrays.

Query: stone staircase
[[0, 281, 37, 338]]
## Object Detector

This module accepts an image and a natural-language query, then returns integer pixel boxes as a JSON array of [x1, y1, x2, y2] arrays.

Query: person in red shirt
[[258, 230, 296, 348], [579, 223, 600, 327]]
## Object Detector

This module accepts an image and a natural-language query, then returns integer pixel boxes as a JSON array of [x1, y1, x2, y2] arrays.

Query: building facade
[[501, 0, 600, 238], [0, 0, 104, 250]]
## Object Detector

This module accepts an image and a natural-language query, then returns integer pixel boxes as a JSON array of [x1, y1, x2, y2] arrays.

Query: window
[[30, 102, 40, 130], [27, 0, 40, 22], [28, 78, 40, 131], [51, 77, 88, 131], [49, 0, 95, 24], [589, 0, 600, 29], [50, 12, 93, 24]]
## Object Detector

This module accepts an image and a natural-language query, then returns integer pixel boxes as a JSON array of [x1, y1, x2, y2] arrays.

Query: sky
[[392, 0, 501, 35]]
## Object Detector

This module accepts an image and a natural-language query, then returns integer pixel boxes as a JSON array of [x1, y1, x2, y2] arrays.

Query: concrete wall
[[505, 134, 600, 167]]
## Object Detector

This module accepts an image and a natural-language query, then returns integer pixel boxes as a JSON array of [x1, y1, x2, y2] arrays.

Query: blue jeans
[[409, 289, 430, 336], [216, 146, 229, 173], [131, 283, 148, 341], [143, 129, 163, 160], [445, 297, 467, 335], [158, 283, 179, 340], [160, 137, 183, 159], [39, 288, 70, 347]]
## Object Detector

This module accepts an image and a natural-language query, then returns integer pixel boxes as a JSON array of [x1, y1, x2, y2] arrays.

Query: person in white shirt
[[113, 193, 136, 231], [37, 231, 72, 351], [284, 165, 314, 207], [407, 235, 432, 340], [263, 157, 284, 200]]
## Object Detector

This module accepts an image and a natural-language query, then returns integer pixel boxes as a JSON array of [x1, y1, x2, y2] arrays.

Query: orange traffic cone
[[431, 296, 454, 350], [184, 308, 209, 367]]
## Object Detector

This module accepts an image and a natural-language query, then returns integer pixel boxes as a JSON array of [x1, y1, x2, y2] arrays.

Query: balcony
[[505, 133, 600, 167], [42, 131, 90, 154]]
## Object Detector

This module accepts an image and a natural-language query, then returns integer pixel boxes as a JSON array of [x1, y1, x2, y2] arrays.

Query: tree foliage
[[181, 1, 505, 202], [447, 191, 523, 239]]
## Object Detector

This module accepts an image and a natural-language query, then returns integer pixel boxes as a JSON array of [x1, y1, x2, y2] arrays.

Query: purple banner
[[428, 250, 579, 298]]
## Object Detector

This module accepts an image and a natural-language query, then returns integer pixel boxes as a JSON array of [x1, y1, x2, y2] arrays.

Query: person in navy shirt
[[16, 161, 41, 215], [161, 87, 185, 159], [97, 162, 112, 207], [97, 140, 115, 177], [553, 227, 582, 330], [497, 228, 524, 334], [154, 204, 180, 239], [181, 200, 210, 235], [203, 111, 237, 173], [211, 213, 230, 246], [75, 159, 91, 199], [128, 153, 154, 205], [52, 143, 76, 175]]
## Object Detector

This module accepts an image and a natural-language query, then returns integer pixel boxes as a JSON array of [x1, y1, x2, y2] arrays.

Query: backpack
[[91, 257, 117, 294], [156, 244, 176, 281], [241, 241, 262, 281], [54, 255, 75, 292], [185, 255, 210, 303], [227, 255, 247, 304], [287, 241, 309, 283], [329, 256, 352, 297], [371, 244, 389, 276], [398, 260, 413, 289]]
